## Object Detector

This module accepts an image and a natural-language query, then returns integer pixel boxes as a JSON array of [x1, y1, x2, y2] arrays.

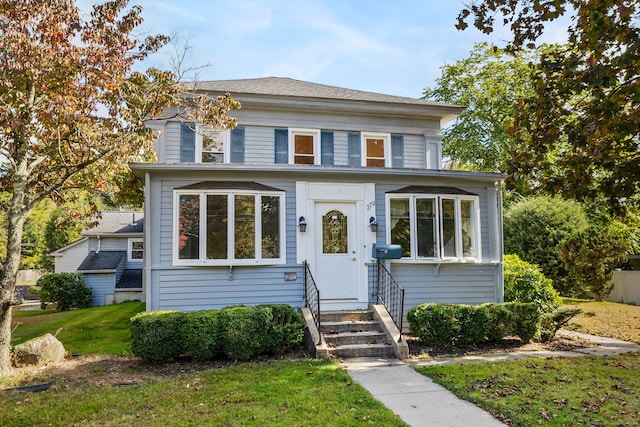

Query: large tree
[[423, 42, 537, 175], [457, 1, 640, 214], [0, 0, 238, 373]]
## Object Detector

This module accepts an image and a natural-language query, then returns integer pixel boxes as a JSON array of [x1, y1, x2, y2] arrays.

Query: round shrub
[[504, 195, 588, 296], [408, 303, 461, 347], [257, 304, 305, 354], [39, 272, 92, 311], [130, 310, 185, 362], [181, 310, 221, 361], [504, 254, 561, 313], [219, 306, 272, 361]]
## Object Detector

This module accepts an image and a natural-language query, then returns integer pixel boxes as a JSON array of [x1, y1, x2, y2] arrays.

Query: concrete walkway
[[343, 332, 640, 427]]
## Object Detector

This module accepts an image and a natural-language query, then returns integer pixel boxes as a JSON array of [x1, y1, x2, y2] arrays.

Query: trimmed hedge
[[407, 302, 541, 347], [130, 310, 185, 362], [130, 304, 305, 362]]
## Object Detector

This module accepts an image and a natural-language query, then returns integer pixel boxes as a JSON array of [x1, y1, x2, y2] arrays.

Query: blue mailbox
[[372, 244, 402, 259]]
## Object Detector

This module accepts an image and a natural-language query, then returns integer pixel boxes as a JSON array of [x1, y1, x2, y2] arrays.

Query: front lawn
[[2, 359, 407, 426], [11, 301, 145, 355], [417, 301, 640, 426]]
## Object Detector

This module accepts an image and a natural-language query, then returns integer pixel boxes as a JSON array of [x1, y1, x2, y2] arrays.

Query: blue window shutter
[[320, 131, 334, 166], [274, 129, 288, 163], [391, 135, 404, 167], [230, 127, 245, 163], [180, 123, 196, 162], [348, 132, 361, 166]]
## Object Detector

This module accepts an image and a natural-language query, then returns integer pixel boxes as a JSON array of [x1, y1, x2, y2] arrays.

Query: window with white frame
[[387, 194, 480, 261], [128, 238, 143, 262], [181, 123, 246, 163], [289, 128, 320, 165], [199, 128, 227, 163], [362, 132, 390, 167], [174, 189, 285, 265]]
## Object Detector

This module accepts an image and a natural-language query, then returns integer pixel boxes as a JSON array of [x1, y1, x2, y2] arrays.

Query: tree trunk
[[0, 178, 29, 374]]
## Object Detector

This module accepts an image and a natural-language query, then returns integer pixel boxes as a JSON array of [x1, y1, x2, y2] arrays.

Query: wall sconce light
[[298, 216, 307, 232], [369, 216, 378, 232]]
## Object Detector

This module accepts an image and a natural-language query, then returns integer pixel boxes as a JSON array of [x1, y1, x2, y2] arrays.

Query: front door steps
[[301, 305, 408, 359]]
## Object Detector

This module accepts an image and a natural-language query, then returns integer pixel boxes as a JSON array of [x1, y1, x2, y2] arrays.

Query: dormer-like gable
[[147, 77, 463, 170]]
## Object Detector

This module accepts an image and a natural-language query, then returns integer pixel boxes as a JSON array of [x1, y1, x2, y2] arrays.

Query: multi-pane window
[[201, 129, 226, 163], [180, 124, 244, 163], [363, 133, 390, 167], [387, 194, 480, 261], [175, 190, 284, 265], [128, 238, 144, 262], [289, 129, 320, 165]]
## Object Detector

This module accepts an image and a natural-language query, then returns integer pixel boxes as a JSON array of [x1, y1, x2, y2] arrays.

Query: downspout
[[96, 236, 101, 253], [144, 171, 151, 311], [496, 180, 505, 303]]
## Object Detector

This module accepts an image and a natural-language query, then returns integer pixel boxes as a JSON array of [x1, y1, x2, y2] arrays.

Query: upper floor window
[[128, 238, 143, 262], [180, 123, 244, 163], [386, 192, 480, 261], [348, 132, 403, 168], [275, 128, 334, 165], [174, 184, 285, 266]]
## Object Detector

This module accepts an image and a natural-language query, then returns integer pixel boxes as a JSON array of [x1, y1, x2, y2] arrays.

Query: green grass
[[11, 302, 145, 355], [416, 301, 640, 426], [417, 353, 640, 426], [2, 360, 407, 426]]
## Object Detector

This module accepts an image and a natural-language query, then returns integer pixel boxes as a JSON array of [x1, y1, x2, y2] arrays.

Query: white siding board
[[54, 239, 89, 273]]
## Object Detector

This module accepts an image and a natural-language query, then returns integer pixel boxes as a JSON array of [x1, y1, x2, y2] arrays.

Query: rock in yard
[[13, 333, 66, 367]]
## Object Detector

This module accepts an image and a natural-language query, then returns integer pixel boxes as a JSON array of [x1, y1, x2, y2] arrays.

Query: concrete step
[[327, 343, 395, 359], [323, 331, 388, 346], [320, 310, 374, 323], [320, 320, 382, 334]]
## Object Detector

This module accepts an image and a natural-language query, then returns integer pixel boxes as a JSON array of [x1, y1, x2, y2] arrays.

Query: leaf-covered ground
[[564, 301, 640, 343]]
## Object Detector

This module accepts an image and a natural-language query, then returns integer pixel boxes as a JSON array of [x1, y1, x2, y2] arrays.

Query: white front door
[[314, 202, 364, 308]]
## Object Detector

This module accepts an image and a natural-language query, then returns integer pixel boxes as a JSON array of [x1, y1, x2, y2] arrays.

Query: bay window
[[387, 193, 480, 261], [175, 188, 285, 265]]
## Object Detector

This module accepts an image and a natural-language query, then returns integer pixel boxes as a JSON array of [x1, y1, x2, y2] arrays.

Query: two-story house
[[130, 77, 505, 332]]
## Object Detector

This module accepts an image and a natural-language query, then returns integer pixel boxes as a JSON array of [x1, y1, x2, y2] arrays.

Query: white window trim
[[128, 238, 144, 263], [288, 128, 321, 165], [385, 193, 481, 262], [173, 189, 287, 266], [361, 132, 391, 167], [195, 125, 230, 163]]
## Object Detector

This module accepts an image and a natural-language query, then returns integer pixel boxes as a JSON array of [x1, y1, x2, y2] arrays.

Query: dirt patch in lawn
[[405, 331, 596, 360], [1, 333, 595, 392]]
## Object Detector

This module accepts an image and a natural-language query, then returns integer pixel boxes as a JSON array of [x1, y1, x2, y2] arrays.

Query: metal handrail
[[374, 259, 405, 341], [303, 260, 321, 342]]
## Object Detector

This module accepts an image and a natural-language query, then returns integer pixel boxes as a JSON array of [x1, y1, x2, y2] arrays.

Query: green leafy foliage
[[539, 307, 582, 342], [130, 305, 305, 362], [503, 254, 560, 313], [407, 302, 540, 346], [130, 310, 185, 362], [504, 195, 589, 296], [181, 310, 221, 361], [218, 306, 272, 361], [457, 1, 640, 214], [423, 42, 536, 175], [558, 222, 630, 301], [39, 273, 92, 311]]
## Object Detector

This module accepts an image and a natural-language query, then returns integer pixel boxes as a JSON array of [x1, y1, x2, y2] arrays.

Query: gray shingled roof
[[189, 77, 458, 108], [83, 211, 143, 236], [77, 251, 125, 271]]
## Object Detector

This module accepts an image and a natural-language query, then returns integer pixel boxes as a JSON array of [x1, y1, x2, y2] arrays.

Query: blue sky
[[83, 0, 570, 98]]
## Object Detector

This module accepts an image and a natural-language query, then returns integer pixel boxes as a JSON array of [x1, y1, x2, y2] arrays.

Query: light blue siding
[[83, 273, 116, 307]]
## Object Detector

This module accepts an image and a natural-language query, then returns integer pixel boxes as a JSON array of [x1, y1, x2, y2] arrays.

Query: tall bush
[[39, 272, 92, 311], [558, 222, 630, 301], [503, 254, 560, 313], [504, 195, 589, 296]]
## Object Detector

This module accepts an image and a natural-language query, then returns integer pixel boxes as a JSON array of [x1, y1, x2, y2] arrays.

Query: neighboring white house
[[129, 77, 505, 327], [49, 211, 144, 306]]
